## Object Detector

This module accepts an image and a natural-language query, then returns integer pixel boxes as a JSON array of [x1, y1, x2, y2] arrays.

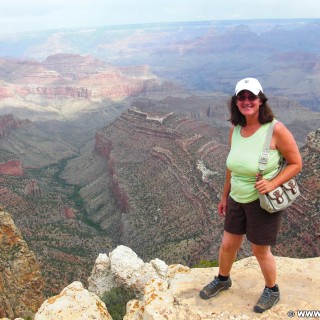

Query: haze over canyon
[[0, 18, 319, 304]]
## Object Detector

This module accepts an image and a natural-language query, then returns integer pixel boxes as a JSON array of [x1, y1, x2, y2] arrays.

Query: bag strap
[[258, 120, 276, 175]]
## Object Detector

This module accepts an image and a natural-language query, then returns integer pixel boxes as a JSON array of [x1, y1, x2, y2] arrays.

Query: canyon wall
[[0, 209, 44, 319], [87, 106, 320, 265]]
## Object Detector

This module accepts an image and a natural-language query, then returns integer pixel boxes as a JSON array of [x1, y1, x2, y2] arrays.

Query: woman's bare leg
[[219, 231, 244, 276], [251, 244, 276, 287]]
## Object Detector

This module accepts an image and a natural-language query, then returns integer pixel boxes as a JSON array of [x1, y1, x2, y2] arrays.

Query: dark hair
[[228, 91, 274, 126]]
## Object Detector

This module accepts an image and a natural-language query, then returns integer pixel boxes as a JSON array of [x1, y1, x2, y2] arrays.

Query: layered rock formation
[[0, 54, 184, 123], [65, 104, 320, 266], [72, 107, 229, 265], [0, 209, 44, 319]]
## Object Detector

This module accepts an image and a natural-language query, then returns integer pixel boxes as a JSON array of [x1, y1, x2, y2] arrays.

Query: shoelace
[[258, 288, 272, 304], [207, 277, 220, 289]]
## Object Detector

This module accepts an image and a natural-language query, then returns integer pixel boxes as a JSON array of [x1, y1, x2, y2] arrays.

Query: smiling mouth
[[242, 105, 253, 109]]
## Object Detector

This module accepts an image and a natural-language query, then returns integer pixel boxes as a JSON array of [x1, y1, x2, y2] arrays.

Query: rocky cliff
[[123, 254, 320, 320], [0, 209, 44, 319], [13, 245, 320, 320]]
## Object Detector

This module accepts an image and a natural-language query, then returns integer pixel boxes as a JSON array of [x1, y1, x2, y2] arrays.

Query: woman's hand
[[254, 174, 276, 194], [218, 197, 228, 217]]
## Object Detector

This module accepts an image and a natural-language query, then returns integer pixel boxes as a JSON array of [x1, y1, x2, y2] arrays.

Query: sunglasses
[[236, 95, 259, 101]]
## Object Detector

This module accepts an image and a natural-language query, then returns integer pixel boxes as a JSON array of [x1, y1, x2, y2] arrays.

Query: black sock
[[218, 274, 229, 281], [265, 285, 278, 292]]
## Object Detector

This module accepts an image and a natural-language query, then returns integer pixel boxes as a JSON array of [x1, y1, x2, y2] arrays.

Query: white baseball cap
[[235, 78, 263, 96]]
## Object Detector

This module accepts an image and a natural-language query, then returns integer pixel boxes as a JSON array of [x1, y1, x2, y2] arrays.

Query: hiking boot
[[254, 285, 280, 313], [199, 276, 232, 299]]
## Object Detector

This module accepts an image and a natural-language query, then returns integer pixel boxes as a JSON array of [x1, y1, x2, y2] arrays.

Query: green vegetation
[[69, 185, 102, 231], [0, 148, 16, 162], [0, 243, 22, 260], [30, 156, 103, 231], [193, 259, 219, 268], [51, 159, 103, 231], [102, 287, 136, 320]]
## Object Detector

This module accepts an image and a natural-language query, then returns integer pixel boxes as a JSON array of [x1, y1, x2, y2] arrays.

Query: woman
[[199, 78, 302, 313]]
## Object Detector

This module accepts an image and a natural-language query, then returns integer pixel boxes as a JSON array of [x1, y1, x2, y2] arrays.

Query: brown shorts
[[224, 196, 282, 245]]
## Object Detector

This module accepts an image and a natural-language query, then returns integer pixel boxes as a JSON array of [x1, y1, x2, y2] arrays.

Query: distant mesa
[[0, 160, 24, 176]]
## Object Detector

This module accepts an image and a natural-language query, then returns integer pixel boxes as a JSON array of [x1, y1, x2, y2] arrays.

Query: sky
[[0, 0, 319, 36]]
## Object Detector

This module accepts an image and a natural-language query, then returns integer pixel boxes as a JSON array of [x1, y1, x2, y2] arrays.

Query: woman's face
[[235, 90, 262, 118]]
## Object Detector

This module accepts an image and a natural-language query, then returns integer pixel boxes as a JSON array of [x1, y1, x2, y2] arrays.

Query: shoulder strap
[[258, 120, 276, 175]]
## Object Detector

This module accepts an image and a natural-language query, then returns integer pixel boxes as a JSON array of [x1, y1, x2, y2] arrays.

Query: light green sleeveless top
[[226, 121, 281, 203]]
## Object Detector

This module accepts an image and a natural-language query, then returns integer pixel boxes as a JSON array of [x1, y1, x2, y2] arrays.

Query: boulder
[[88, 245, 172, 297], [34, 281, 112, 320]]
